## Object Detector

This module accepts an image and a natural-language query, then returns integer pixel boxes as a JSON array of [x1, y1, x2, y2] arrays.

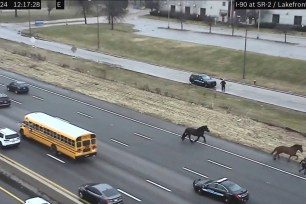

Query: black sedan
[[189, 73, 217, 88], [193, 177, 249, 204], [78, 183, 123, 204], [7, 81, 29, 94]]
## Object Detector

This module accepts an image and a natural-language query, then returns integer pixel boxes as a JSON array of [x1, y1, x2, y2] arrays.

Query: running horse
[[271, 144, 303, 161], [181, 125, 210, 143]]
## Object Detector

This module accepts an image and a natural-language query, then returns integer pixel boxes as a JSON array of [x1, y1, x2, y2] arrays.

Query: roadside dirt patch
[[1, 48, 306, 161]]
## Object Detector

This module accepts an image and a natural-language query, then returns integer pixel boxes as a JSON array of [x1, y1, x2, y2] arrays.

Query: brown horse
[[271, 144, 303, 161]]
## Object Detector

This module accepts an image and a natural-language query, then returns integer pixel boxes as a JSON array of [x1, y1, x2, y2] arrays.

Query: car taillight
[[77, 149, 82, 153], [234, 194, 241, 199], [92, 145, 96, 149]]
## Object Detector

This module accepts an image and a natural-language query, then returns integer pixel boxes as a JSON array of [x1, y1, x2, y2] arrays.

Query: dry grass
[[0, 42, 306, 162]]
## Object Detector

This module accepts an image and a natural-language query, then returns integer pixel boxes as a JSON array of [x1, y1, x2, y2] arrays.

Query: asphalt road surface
[[0, 70, 305, 204]]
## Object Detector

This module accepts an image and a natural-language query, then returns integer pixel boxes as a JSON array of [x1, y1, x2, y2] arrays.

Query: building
[[159, 0, 233, 22], [260, 10, 306, 26]]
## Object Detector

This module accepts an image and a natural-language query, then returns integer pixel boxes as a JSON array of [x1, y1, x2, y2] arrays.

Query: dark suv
[[189, 73, 217, 88], [7, 81, 29, 94], [0, 93, 11, 107]]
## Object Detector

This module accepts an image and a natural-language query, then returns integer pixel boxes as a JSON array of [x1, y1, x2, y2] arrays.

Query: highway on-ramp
[[0, 70, 305, 204]]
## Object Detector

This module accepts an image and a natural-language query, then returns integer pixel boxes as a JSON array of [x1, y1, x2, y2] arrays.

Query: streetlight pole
[[243, 28, 247, 79], [257, 10, 260, 39], [97, 5, 100, 49], [28, 9, 31, 36], [167, 0, 170, 28]]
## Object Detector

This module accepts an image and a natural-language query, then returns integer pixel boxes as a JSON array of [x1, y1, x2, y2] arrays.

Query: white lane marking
[[0, 83, 4, 87], [117, 189, 141, 202], [197, 141, 306, 181], [77, 111, 93, 119], [183, 167, 208, 178], [207, 160, 232, 170], [46, 154, 65, 163], [32, 95, 44, 101], [146, 180, 172, 192], [1, 74, 306, 181], [134, 133, 152, 140], [110, 139, 129, 147], [11, 99, 21, 104]]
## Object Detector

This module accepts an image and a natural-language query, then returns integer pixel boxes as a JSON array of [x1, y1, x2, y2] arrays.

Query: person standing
[[299, 158, 306, 175], [220, 79, 226, 92]]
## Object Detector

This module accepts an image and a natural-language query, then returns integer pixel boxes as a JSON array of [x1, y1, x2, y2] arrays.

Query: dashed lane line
[[207, 160, 232, 170], [110, 139, 129, 147], [117, 189, 142, 202], [146, 180, 172, 192], [47, 154, 66, 164], [182, 167, 208, 178], [77, 111, 93, 119], [32, 95, 44, 101], [11, 99, 21, 104], [133, 133, 152, 140]]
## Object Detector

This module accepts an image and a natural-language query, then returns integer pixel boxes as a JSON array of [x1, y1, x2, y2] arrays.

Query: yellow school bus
[[20, 112, 97, 159]]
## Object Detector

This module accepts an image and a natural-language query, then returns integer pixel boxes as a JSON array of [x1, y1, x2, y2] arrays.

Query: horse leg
[[203, 135, 206, 143], [189, 134, 194, 143], [273, 152, 277, 160], [193, 136, 200, 143], [181, 131, 186, 141], [295, 155, 299, 160], [288, 155, 292, 162]]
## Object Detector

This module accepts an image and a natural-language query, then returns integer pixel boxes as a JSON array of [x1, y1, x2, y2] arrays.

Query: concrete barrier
[[0, 154, 82, 204]]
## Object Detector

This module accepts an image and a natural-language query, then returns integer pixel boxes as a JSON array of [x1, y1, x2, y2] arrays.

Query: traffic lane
[[0, 190, 20, 204], [2, 139, 208, 204], [0, 177, 30, 204], [2, 71, 306, 185], [2, 72, 305, 185], [2, 72, 306, 202], [0, 67, 305, 173]]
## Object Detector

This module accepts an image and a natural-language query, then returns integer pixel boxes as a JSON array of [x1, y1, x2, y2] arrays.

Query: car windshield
[[17, 83, 28, 87], [5, 133, 19, 139], [102, 188, 119, 197], [201, 75, 211, 80], [222, 181, 242, 193]]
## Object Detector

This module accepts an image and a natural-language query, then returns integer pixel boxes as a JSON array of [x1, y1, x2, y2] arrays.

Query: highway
[[0, 70, 306, 203]]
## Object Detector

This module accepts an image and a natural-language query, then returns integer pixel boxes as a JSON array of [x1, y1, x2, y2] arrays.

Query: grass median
[[30, 23, 306, 96]]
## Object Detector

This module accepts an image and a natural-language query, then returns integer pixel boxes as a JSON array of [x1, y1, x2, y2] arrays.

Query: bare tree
[[104, 0, 128, 30], [47, 0, 56, 18], [77, 0, 92, 24], [275, 24, 292, 43]]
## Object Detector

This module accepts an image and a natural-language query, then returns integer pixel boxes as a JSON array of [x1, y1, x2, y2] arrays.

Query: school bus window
[[72, 141, 75, 147], [77, 142, 81, 147], [91, 139, 96, 144]]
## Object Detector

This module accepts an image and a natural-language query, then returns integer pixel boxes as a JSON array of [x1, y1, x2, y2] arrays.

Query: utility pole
[[28, 9, 32, 36], [243, 28, 247, 79]]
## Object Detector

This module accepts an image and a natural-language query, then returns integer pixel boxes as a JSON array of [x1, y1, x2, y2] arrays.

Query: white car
[[24, 197, 50, 204], [0, 128, 20, 148]]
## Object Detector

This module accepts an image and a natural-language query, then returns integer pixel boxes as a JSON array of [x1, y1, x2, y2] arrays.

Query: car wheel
[[224, 197, 230, 204], [50, 144, 58, 155], [78, 191, 84, 198]]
